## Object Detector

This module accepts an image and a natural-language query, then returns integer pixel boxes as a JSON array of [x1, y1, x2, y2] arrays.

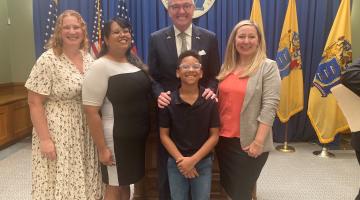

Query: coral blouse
[[218, 73, 249, 138]]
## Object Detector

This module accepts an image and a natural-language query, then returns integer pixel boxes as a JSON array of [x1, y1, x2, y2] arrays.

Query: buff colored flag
[[250, 0, 264, 34], [276, 0, 304, 123], [307, 0, 352, 143]]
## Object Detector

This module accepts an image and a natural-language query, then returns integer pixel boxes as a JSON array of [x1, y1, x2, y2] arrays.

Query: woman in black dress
[[83, 17, 152, 200]]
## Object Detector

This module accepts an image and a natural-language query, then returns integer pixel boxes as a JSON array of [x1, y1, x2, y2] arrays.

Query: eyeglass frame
[[178, 63, 202, 71], [110, 28, 131, 36], [168, 3, 194, 12]]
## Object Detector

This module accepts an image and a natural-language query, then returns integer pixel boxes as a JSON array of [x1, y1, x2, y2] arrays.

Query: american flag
[[90, 0, 104, 58], [115, 0, 137, 54], [43, 0, 58, 49]]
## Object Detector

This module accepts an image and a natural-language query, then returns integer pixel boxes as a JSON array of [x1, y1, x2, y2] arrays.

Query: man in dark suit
[[341, 58, 360, 200], [148, 0, 220, 199]]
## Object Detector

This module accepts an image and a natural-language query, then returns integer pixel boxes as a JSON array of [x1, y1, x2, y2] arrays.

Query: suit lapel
[[191, 25, 201, 51], [241, 67, 261, 113], [164, 27, 178, 59]]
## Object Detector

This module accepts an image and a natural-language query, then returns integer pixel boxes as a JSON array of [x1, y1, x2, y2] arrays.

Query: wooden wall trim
[[0, 82, 32, 148], [0, 82, 27, 105], [0, 82, 25, 88], [0, 83, 14, 88]]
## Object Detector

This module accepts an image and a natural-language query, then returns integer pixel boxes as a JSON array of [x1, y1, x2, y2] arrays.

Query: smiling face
[[105, 21, 132, 54], [176, 55, 203, 86], [168, 0, 195, 32], [234, 24, 260, 59], [60, 15, 84, 48]]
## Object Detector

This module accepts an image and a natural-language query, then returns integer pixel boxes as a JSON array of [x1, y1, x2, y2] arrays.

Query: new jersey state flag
[[307, 0, 352, 143], [275, 0, 304, 123], [250, 0, 264, 35]]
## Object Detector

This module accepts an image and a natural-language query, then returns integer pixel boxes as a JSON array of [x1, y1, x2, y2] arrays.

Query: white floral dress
[[25, 49, 102, 200]]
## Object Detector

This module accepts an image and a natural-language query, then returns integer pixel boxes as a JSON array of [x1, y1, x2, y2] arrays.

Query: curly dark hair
[[177, 50, 202, 68]]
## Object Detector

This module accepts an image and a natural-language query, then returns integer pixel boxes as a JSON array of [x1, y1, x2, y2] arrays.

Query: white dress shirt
[[174, 24, 192, 56]]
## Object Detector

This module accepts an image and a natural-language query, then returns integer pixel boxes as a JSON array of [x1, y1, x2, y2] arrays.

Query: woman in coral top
[[216, 20, 281, 200]]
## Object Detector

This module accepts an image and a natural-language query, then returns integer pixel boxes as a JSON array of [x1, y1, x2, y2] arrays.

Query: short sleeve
[[158, 107, 171, 128], [82, 59, 109, 106], [25, 51, 54, 95]]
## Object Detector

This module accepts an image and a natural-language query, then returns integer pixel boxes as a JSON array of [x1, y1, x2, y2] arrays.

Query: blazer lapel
[[241, 68, 261, 113], [191, 25, 201, 51], [164, 27, 178, 59]]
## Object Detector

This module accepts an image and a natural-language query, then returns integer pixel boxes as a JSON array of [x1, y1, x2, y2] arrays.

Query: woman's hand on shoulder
[[202, 88, 218, 101], [158, 91, 171, 108]]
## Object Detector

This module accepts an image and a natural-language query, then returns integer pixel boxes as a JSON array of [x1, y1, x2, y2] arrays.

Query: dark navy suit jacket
[[148, 25, 220, 97]]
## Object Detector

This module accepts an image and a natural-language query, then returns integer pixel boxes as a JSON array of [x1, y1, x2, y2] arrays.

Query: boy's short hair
[[177, 50, 202, 68]]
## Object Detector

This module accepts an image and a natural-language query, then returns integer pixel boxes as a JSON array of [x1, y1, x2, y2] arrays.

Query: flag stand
[[313, 144, 335, 158], [276, 122, 295, 153]]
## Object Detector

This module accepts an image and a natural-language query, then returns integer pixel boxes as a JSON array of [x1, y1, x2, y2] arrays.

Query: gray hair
[[168, 0, 195, 6]]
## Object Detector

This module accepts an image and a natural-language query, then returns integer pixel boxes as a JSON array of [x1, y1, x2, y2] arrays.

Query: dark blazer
[[341, 58, 360, 151], [352, 132, 360, 151], [148, 25, 220, 97]]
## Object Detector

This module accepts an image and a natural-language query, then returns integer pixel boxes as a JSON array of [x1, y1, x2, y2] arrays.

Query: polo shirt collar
[[173, 86, 205, 106]]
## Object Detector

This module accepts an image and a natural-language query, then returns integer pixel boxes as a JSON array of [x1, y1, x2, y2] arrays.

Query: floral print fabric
[[25, 49, 102, 200]]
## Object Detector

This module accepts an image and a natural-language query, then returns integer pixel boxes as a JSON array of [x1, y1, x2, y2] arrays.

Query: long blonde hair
[[45, 10, 89, 56], [217, 20, 267, 81]]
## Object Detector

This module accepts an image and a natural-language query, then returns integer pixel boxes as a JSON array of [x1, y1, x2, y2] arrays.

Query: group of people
[[26, 0, 282, 199]]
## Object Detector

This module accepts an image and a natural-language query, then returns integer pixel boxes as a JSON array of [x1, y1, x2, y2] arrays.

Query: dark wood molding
[[0, 83, 14, 88], [0, 82, 27, 105], [0, 82, 32, 148]]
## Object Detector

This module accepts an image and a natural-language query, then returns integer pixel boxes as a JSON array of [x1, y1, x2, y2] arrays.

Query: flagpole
[[96, 0, 102, 47], [313, 144, 335, 158], [276, 122, 295, 153], [275, 0, 302, 153]]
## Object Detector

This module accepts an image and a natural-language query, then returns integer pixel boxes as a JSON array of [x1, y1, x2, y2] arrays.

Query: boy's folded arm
[[159, 127, 183, 161], [190, 127, 219, 164]]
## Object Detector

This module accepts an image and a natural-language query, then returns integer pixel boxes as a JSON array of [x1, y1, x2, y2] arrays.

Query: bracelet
[[253, 140, 264, 148]]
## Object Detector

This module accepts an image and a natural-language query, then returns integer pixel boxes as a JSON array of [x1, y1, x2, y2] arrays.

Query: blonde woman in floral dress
[[25, 10, 102, 199]]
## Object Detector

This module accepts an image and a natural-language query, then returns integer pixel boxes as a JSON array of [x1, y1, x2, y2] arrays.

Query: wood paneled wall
[[0, 83, 32, 149]]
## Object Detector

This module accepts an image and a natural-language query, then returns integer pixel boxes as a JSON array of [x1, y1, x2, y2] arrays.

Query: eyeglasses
[[169, 3, 193, 12], [111, 28, 130, 35], [179, 63, 202, 71]]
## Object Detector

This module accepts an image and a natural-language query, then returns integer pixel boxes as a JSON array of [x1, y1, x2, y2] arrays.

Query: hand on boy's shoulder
[[157, 91, 171, 108], [201, 88, 218, 102]]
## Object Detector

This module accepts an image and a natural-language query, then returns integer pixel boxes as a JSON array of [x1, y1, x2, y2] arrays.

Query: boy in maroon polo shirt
[[159, 50, 219, 200]]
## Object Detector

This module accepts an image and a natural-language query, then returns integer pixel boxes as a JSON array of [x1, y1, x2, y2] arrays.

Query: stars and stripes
[[90, 0, 104, 58], [43, 0, 58, 48], [115, 0, 137, 54]]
